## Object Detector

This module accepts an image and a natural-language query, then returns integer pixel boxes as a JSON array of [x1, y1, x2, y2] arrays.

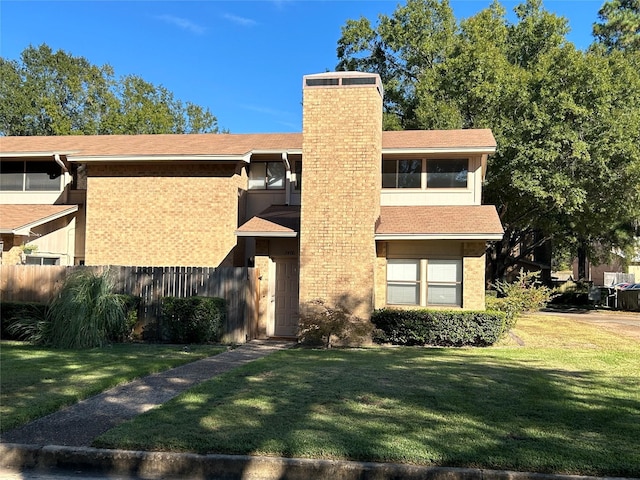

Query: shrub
[[549, 281, 591, 306], [298, 299, 373, 348], [2, 302, 49, 341], [371, 308, 506, 347], [45, 268, 127, 348], [161, 296, 225, 344], [489, 270, 555, 329], [107, 294, 141, 342]]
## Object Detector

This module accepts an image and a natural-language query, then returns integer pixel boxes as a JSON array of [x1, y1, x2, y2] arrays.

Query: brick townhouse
[[0, 71, 503, 339]]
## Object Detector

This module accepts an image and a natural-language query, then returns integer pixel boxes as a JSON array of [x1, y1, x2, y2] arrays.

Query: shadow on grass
[[94, 348, 640, 478]]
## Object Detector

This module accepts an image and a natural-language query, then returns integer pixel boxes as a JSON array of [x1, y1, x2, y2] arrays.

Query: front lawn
[[0, 342, 225, 433], [95, 314, 639, 477]]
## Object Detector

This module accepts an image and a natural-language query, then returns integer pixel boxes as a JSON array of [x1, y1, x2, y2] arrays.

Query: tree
[[593, 0, 640, 52], [336, 0, 640, 283], [0, 44, 220, 136]]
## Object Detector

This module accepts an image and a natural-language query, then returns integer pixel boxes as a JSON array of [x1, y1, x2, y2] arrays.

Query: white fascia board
[[250, 149, 303, 156], [0, 151, 78, 158], [69, 154, 249, 163], [382, 146, 496, 155], [376, 233, 504, 241], [235, 231, 298, 238], [10, 205, 79, 236]]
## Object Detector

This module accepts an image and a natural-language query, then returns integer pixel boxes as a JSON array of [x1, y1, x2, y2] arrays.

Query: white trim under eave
[[7, 205, 79, 236], [382, 147, 496, 155], [0, 151, 79, 158], [69, 154, 250, 163], [375, 233, 504, 241], [235, 231, 298, 238]]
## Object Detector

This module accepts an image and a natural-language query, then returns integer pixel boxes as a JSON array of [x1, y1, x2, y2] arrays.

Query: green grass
[[0, 342, 225, 433], [95, 314, 640, 477]]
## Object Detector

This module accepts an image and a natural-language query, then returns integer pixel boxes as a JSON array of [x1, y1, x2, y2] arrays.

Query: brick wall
[[463, 241, 487, 310], [299, 79, 382, 319], [85, 163, 246, 267]]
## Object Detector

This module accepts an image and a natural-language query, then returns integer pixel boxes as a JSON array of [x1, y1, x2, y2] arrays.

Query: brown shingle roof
[[0, 204, 78, 233], [0, 133, 303, 157], [236, 205, 300, 237], [0, 129, 495, 157], [376, 205, 503, 239]]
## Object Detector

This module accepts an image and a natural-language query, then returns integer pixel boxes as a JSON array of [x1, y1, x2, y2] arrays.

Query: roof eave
[[382, 146, 496, 155], [375, 233, 504, 241], [69, 154, 250, 163], [7, 205, 79, 236], [235, 231, 298, 238]]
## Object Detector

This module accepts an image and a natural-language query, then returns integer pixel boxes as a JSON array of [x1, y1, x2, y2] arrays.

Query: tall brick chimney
[[299, 72, 383, 320]]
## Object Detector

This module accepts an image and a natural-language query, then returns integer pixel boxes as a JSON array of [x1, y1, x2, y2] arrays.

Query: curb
[[1, 444, 635, 480]]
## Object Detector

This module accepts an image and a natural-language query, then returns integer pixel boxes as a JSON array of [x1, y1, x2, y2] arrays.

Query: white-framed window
[[25, 255, 61, 266], [249, 162, 285, 190], [427, 259, 462, 306], [386, 259, 421, 305], [0, 160, 63, 192], [382, 158, 469, 189], [386, 258, 462, 307]]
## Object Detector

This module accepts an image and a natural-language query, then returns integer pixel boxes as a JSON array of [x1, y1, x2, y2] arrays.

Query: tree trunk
[[577, 241, 588, 281]]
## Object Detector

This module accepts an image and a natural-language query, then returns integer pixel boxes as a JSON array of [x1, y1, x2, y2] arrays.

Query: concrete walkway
[[1, 340, 293, 447]]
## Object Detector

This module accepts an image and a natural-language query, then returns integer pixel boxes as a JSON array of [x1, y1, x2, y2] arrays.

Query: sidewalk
[[1, 340, 294, 447]]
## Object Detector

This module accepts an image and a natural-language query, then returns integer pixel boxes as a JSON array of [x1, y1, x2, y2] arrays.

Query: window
[[382, 158, 469, 189], [25, 255, 60, 266], [387, 259, 420, 304], [386, 258, 462, 307], [427, 159, 468, 188], [249, 162, 285, 190], [427, 259, 462, 306], [383, 159, 421, 188], [0, 161, 62, 191]]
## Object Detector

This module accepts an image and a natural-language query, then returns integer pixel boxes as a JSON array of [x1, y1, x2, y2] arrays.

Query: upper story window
[[383, 159, 421, 188], [0, 160, 63, 192], [382, 158, 469, 189], [249, 162, 285, 190], [427, 159, 468, 188]]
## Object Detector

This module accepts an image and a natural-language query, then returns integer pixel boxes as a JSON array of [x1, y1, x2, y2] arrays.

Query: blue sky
[[1, 0, 604, 134]]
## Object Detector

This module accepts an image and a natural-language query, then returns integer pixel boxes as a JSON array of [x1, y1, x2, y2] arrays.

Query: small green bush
[[161, 296, 225, 344], [372, 308, 506, 347], [1, 302, 48, 341], [298, 299, 373, 348], [489, 270, 555, 329]]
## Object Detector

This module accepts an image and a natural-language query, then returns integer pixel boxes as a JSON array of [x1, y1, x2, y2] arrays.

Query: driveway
[[539, 308, 640, 340]]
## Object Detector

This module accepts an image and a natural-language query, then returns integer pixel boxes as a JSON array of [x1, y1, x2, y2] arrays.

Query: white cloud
[[156, 14, 206, 35], [222, 13, 257, 27]]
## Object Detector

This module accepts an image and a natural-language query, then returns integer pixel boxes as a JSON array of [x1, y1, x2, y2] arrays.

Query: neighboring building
[[0, 71, 503, 338]]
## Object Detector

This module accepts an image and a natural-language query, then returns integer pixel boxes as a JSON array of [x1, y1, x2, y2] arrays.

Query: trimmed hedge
[[161, 296, 225, 344], [372, 308, 507, 347], [1, 301, 48, 340]]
